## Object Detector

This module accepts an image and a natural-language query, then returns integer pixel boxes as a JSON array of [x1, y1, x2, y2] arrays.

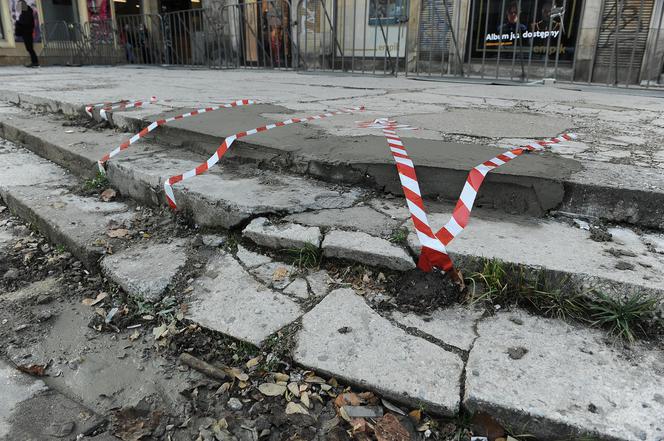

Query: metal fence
[[39, 0, 664, 87]]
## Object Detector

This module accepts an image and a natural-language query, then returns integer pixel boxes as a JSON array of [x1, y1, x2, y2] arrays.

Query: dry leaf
[[374, 414, 410, 441], [273, 372, 289, 382], [408, 409, 422, 424], [107, 228, 130, 238], [17, 364, 47, 377], [328, 377, 338, 387], [334, 392, 361, 408], [338, 406, 351, 422], [287, 383, 300, 397], [381, 399, 406, 415], [285, 402, 309, 416], [227, 367, 248, 382], [238, 381, 248, 389], [216, 383, 231, 394], [272, 267, 289, 281], [129, 330, 140, 341], [258, 383, 287, 397], [305, 375, 326, 384], [152, 324, 168, 340], [301, 392, 311, 408], [351, 418, 368, 433], [246, 356, 261, 369], [82, 291, 108, 306], [101, 188, 117, 202]]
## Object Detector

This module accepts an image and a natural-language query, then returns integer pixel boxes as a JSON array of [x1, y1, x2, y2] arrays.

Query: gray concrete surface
[[100, 239, 188, 302], [187, 252, 302, 345], [293, 289, 464, 415], [390, 306, 484, 352], [284, 206, 401, 237], [465, 311, 664, 440], [243, 217, 322, 250], [2, 68, 664, 227], [322, 230, 416, 271], [0, 359, 102, 441], [405, 210, 664, 303], [236, 245, 272, 269]]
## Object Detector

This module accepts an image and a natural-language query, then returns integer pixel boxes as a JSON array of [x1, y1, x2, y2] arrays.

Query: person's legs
[[23, 34, 39, 66]]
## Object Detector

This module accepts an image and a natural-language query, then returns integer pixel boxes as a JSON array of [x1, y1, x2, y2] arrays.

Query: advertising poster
[[10, 0, 41, 42], [469, 0, 582, 61], [88, 0, 111, 23]]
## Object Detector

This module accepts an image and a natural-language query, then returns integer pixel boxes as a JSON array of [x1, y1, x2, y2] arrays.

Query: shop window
[[369, 0, 409, 25]]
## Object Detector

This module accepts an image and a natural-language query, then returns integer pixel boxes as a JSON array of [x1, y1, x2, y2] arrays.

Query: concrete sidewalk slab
[[188, 252, 302, 345], [293, 289, 464, 415], [465, 311, 664, 440]]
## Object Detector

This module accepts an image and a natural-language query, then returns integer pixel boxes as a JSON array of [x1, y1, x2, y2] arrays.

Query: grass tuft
[[389, 227, 409, 244], [286, 243, 322, 269], [83, 171, 109, 191], [589, 293, 657, 343]]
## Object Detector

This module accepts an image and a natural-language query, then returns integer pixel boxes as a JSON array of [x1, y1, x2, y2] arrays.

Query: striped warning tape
[[359, 118, 456, 276], [164, 106, 365, 210], [84, 97, 158, 120], [97, 99, 256, 173], [433, 133, 577, 245]]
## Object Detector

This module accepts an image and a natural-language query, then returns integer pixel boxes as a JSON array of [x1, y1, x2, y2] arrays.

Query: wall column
[[572, 0, 602, 82]]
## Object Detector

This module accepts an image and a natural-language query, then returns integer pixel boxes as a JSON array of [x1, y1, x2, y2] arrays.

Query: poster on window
[[10, 0, 41, 42], [369, 0, 408, 25], [88, 0, 112, 41], [469, 0, 582, 61]]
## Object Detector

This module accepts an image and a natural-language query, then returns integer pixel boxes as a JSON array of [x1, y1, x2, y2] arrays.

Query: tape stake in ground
[[359, 118, 456, 275], [97, 99, 256, 173], [433, 133, 577, 246], [164, 106, 364, 210]]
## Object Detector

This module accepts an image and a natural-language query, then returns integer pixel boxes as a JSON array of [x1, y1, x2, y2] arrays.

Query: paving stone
[[283, 278, 309, 299], [284, 206, 400, 236], [305, 270, 332, 297], [390, 306, 483, 351], [293, 289, 463, 415], [368, 198, 411, 222], [322, 230, 415, 271], [100, 239, 187, 302], [243, 217, 322, 250], [465, 310, 664, 441], [201, 234, 225, 247], [188, 252, 302, 346], [250, 262, 299, 290], [236, 245, 272, 268]]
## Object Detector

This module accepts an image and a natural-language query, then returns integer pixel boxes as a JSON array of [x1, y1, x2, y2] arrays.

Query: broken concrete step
[[464, 310, 664, 440], [322, 229, 415, 271], [6, 92, 664, 230], [243, 217, 322, 250], [0, 110, 363, 229], [100, 239, 188, 302], [405, 210, 664, 305], [0, 141, 133, 270], [187, 251, 302, 346], [293, 289, 464, 415]]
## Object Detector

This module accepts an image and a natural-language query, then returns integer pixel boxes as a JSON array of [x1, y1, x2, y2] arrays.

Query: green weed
[[589, 293, 658, 342], [389, 227, 409, 244], [286, 243, 321, 269], [83, 172, 109, 191]]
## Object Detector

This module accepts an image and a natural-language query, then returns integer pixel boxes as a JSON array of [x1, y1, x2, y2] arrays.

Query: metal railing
[[38, 0, 664, 87]]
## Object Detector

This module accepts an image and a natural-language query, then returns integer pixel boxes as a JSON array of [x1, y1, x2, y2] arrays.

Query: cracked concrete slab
[[188, 252, 302, 345], [100, 239, 188, 302], [284, 206, 401, 237], [465, 310, 664, 440], [305, 270, 333, 297], [293, 289, 464, 415], [322, 230, 415, 271], [249, 261, 299, 290], [236, 245, 273, 269], [243, 217, 322, 250], [390, 306, 483, 351], [405, 210, 664, 301]]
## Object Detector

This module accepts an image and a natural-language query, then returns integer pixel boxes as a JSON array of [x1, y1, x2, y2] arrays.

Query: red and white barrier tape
[[84, 97, 158, 120], [97, 99, 256, 173], [433, 133, 577, 245], [360, 118, 455, 274], [164, 106, 364, 209]]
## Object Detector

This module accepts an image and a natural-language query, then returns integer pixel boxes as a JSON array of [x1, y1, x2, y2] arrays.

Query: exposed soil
[[389, 270, 460, 314]]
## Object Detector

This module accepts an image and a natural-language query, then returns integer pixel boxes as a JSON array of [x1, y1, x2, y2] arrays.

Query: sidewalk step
[[4, 92, 664, 230], [1, 110, 662, 306], [1, 136, 662, 441]]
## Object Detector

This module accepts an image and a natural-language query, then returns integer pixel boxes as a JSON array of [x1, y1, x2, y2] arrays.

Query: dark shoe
[[25, 63, 39, 68]]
